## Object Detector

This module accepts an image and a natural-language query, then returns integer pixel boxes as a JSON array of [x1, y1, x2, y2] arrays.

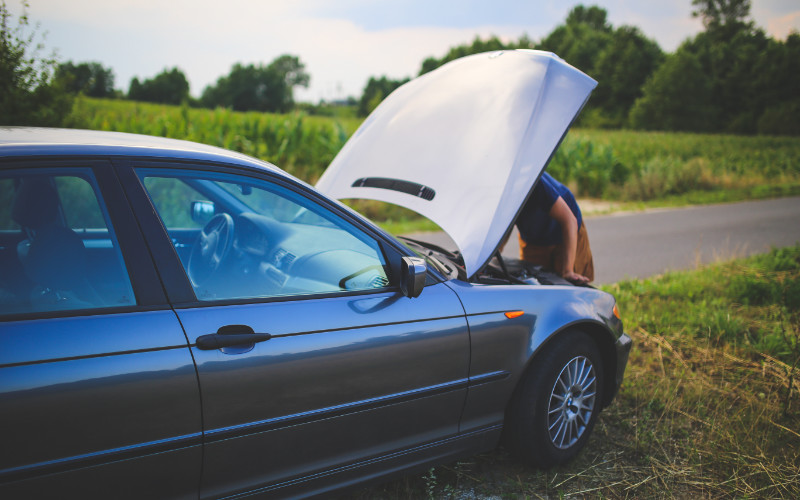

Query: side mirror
[[400, 256, 427, 298], [191, 201, 215, 225]]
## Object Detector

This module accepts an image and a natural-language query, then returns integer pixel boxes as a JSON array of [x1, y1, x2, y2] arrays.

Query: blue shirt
[[516, 172, 583, 246]]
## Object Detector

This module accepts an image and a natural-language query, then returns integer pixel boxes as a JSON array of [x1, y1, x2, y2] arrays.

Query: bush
[[757, 99, 800, 136], [784, 278, 800, 310], [621, 156, 714, 200], [548, 139, 627, 197], [0, 0, 72, 125], [728, 274, 781, 306], [762, 246, 800, 272]]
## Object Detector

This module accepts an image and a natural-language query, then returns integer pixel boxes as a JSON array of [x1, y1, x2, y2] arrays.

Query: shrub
[[757, 99, 800, 136], [728, 274, 781, 306], [548, 138, 626, 197], [621, 156, 714, 200], [0, 0, 72, 126]]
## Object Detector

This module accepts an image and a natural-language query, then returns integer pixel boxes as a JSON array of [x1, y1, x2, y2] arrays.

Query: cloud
[[19, 0, 529, 100], [766, 11, 800, 39], [12, 0, 797, 104], [287, 21, 527, 101], [602, 1, 702, 51]]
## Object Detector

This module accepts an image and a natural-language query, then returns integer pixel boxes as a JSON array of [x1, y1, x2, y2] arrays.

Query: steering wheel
[[188, 213, 235, 286]]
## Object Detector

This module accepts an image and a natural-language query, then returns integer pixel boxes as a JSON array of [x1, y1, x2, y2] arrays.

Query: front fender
[[444, 280, 623, 433]]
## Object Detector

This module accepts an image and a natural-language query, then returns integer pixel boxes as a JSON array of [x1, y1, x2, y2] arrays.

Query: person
[[514, 172, 594, 284]]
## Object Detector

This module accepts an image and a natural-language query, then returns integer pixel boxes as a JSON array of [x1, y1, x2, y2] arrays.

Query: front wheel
[[503, 330, 604, 468]]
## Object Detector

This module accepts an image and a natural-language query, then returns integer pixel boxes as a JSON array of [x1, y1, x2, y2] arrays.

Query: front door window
[[138, 170, 390, 302]]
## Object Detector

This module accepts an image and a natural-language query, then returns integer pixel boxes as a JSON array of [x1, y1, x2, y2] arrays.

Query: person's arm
[[548, 196, 589, 284]]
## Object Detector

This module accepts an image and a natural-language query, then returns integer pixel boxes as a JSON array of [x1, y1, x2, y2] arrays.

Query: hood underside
[[316, 50, 597, 278]]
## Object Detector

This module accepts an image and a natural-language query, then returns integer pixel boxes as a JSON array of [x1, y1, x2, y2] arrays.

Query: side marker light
[[613, 304, 621, 319], [504, 311, 524, 319]]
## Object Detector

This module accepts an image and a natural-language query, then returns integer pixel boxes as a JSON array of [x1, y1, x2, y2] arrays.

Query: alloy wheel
[[547, 355, 597, 449]]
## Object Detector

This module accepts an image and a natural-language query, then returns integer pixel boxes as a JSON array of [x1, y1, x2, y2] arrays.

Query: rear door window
[[0, 169, 135, 315]]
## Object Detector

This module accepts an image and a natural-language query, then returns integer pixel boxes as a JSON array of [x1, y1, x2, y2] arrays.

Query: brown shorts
[[518, 223, 595, 281]]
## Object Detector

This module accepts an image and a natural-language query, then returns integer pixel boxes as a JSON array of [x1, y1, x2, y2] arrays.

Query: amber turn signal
[[613, 304, 621, 319], [504, 310, 524, 319]]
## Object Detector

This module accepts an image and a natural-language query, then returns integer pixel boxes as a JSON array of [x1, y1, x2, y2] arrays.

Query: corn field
[[69, 97, 800, 204]]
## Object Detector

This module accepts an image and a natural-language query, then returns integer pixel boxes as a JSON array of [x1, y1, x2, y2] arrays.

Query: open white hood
[[316, 50, 597, 278]]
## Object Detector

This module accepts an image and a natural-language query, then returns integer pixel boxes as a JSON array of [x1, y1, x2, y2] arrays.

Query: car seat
[[11, 177, 103, 311]]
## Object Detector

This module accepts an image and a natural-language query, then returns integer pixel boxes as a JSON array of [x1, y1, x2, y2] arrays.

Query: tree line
[[2, 0, 797, 135], [1, 0, 310, 124], [359, 1, 799, 135], [53, 56, 310, 113]]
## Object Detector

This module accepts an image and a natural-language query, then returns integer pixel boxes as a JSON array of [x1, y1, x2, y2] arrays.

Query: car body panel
[[234, 425, 501, 499], [447, 279, 625, 421], [316, 50, 597, 277], [0, 311, 202, 498], [178, 283, 470, 498]]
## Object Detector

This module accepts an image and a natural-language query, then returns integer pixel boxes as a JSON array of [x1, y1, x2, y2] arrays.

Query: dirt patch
[[577, 198, 624, 216]]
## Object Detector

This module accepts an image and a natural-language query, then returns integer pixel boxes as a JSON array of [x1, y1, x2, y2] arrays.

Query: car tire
[[503, 329, 604, 468]]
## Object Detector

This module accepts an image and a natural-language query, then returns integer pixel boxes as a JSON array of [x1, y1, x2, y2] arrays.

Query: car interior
[[140, 173, 392, 302], [0, 172, 135, 316]]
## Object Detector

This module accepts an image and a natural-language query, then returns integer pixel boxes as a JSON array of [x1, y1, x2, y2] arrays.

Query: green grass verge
[[345, 245, 800, 499], [609, 182, 800, 213]]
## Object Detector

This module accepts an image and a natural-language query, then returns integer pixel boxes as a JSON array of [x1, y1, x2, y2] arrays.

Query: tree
[[362, 34, 530, 115], [418, 35, 512, 76], [692, 0, 751, 30], [686, 27, 770, 133], [128, 67, 189, 105], [537, 5, 613, 75], [629, 49, 714, 132], [56, 61, 115, 97], [639, 0, 798, 135], [0, 0, 72, 125], [754, 33, 800, 135], [589, 26, 663, 127], [537, 5, 663, 128], [357, 76, 409, 117], [201, 55, 309, 113], [629, 0, 800, 135], [565, 4, 611, 31], [269, 54, 310, 90], [394, 6, 664, 128]]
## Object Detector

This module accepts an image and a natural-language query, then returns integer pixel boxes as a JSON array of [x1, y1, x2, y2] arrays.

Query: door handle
[[195, 325, 272, 350]]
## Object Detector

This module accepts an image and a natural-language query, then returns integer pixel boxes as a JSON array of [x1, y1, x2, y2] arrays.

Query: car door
[[0, 162, 202, 498], [120, 162, 470, 498]]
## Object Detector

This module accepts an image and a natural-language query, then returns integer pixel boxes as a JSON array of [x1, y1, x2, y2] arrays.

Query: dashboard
[[215, 212, 391, 299]]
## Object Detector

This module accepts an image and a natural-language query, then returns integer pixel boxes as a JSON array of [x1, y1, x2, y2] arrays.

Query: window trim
[[0, 159, 168, 321]]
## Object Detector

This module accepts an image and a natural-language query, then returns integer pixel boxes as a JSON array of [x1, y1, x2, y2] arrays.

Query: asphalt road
[[407, 196, 800, 285]]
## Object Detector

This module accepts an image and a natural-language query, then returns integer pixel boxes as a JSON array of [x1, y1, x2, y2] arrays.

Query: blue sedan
[[0, 49, 630, 500], [0, 126, 629, 499]]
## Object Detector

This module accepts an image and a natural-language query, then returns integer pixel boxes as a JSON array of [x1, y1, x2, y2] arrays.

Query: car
[[0, 50, 630, 499]]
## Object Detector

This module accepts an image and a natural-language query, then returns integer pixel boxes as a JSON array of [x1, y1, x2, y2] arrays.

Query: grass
[[550, 129, 800, 201], [344, 245, 800, 498], [66, 97, 362, 183]]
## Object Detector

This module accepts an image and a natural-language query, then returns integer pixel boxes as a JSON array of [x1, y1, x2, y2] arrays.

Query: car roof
[[0, 127, 287, 177]]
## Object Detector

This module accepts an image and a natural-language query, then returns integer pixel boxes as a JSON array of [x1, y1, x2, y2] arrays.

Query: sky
[[9, 0, 800, 103]]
